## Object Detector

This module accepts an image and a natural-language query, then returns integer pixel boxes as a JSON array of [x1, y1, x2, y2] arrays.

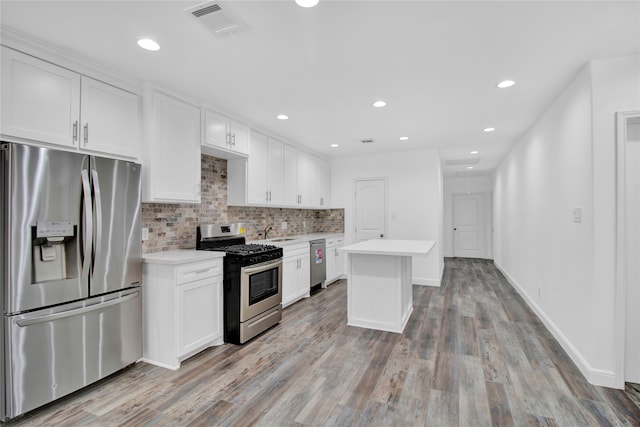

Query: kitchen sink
[[269, 238, 297, 242]]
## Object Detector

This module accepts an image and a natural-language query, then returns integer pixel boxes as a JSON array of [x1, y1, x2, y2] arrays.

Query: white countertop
[[249, 232, 344, 247], [339, 239, 436, 257], [143, 249, 225, 265]]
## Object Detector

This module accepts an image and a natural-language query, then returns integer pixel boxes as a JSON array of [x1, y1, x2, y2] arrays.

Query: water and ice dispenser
[[32, 221, 78, 283]]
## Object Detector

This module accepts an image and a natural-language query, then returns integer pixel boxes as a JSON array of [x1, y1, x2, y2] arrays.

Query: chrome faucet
[[264, 225, 273, 240]]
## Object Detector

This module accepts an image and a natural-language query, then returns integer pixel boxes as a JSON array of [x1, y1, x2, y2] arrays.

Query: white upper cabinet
[[227, 135, 331, 209], [0, 46, 141, 160], [79, 77, 141, 159], [316, 156, 331, 208], [283, 145, 299, 206], [142, 87, 201, 204], [202, 109, 250, 158], [247, 132, 284, 205], [247, 132, 269, 204]]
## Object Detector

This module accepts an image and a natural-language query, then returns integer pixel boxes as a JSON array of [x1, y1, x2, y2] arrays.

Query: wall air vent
[[185, 1, 248, 38], [360, 138, 375, 144]]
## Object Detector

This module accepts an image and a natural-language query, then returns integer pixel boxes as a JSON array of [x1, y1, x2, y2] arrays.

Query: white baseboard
[[494, 260, 619, 389], [414, 263, 445, 287]]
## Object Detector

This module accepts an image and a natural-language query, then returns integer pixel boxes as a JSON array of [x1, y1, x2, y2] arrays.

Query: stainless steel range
[[196, 224, 283, 344]]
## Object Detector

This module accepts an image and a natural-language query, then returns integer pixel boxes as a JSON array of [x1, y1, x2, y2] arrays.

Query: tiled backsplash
[[142, 155, 344, 253]]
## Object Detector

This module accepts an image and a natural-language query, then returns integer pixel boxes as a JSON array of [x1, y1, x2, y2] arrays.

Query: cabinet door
[[248, 132, 269, 204], [230, 120, 250, 155], [147, 91, 201, 203], [203, 109, 229, 150], [297, 151, 311, 206], [283, 145, 299, 206], [335, 245, 345, 277], [268, 139, 285, 205], [316, 157, 331, 208], [298, 255, 311, 297], [1, 46, 80, 148], [176, 276, 221, 357], [80, 77, 141, 159], [326, 246, 336, 282], [282, 256, 299, 306]]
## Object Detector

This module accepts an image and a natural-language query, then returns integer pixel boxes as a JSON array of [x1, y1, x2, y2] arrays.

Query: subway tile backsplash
[[142, 155, 344, 253]]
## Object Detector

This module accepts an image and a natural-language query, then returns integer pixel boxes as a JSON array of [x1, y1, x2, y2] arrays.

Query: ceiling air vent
[[360, 138, 375, 144], [444, 158, 480, 166], [185, 1, 247, 38]]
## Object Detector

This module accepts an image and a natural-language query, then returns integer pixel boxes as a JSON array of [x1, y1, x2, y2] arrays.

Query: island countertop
[[339, 239, 436, 257]]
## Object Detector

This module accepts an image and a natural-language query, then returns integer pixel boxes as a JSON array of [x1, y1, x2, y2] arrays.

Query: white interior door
[[355, 178, 386, 241], [623, 113, 640, 383], [453, 193, 484, 258]]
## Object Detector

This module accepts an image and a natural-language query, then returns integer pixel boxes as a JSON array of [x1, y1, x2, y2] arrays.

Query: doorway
[[453, 193, 487, 258], [354, 178, 386, 242], [618, 111, 640, 385]]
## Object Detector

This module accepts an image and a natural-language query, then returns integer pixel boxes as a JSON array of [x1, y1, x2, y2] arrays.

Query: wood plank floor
[[5, 258, 640, 426]]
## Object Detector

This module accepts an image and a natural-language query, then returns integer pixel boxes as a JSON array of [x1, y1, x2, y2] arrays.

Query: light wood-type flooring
[[5, 258, 640, 426]]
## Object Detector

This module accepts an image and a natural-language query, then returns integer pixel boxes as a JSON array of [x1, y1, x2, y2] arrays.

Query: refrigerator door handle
[[80, 168, 93, 281], [91, 168, 103, 267], [15, 291, 140, 327]]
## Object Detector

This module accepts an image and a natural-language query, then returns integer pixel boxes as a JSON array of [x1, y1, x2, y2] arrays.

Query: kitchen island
[[339, 239, 436, 333]]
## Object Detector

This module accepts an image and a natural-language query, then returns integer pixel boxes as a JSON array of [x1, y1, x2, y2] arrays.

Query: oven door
[[240, 259, 282, 322]]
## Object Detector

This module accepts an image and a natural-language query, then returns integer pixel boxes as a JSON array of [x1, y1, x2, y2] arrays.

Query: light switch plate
[[142, 227, 149, 241], [572, 207, 582, 223], [281, 221, 288, 230]]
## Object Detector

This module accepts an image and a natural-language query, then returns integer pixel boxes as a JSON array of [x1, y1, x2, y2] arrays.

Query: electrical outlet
[[142, 227, 149, 241], [281, 221, 288, 230]]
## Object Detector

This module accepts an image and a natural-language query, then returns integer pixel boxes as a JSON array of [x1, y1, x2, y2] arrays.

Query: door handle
[[380, 234, 384, 238]]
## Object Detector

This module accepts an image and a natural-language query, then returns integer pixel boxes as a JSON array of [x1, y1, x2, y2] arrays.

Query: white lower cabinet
[[326, 237, 345, 285], [282, 243, 310, 307], [142, 252, 224, 370]]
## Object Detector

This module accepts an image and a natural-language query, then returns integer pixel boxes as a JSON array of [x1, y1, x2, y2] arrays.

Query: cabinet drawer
[[175, 260, 222, 285], [327, 238, 344, 247]]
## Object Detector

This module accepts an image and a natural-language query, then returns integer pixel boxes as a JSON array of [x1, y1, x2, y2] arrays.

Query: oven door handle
[[242, 259, 283, 275]]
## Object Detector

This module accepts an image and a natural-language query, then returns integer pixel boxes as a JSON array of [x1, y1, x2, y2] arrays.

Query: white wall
[[493, 54, 640, 388], [331, 149, 444, 285], [443, 176, 493, 258]]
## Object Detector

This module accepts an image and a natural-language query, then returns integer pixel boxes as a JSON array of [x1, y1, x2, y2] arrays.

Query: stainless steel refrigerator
[[0, 143, 142, 421]]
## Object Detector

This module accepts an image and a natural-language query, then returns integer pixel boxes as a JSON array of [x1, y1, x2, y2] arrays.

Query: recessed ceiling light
[[295, 0, 319, 7], [483, 127, 496, 132], [330, 144, 339, 148], [467, 166, 474, 170], [470, 150, 479, 154], [276, 114, 289, 120], [137, 38, 160, 51], [399, 136, 409, 141], [372, 101, 387, 108], [497, 80, 515, 88]]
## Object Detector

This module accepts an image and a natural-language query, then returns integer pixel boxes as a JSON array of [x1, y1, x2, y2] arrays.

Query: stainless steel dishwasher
[[310, 239, 326, 289]]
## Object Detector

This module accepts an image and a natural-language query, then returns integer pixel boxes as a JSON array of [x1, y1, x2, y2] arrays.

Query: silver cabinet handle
[[73, 121, 78, 142], [226, 132, 231, 147], [194, 268, 210, 274], [269, 190, 272, 201], [83, 123, 89, 145], [232, 133, 236, 147], [266, 191, 269, 202]]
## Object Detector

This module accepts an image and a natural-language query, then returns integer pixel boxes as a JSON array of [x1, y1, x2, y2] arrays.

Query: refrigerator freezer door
[[89, 156, 142, 295], [2, 143, 88, 314], [4, 288, 142, 419]]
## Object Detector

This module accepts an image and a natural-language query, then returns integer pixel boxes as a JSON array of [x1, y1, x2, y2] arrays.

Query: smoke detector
[[360, 138, 375, 144], [185, 1, 248, 38]]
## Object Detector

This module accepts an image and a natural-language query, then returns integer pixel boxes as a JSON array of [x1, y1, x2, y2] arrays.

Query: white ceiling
[[1, 1, 638, 176]]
